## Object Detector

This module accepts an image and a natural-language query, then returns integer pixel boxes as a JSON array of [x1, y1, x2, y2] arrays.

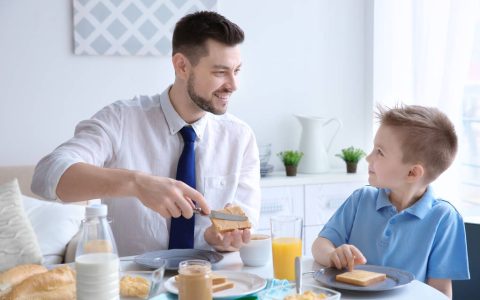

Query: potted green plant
[[336, 146, 366, 173], [277, 150, 304, 176]]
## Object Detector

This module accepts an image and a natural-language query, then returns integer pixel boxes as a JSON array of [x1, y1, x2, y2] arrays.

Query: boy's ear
[[172, 53, 191, 80], [407, 164, 424, 182]]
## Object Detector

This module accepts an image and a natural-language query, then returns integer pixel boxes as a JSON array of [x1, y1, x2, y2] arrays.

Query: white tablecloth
[[121, 252, 448, 300]]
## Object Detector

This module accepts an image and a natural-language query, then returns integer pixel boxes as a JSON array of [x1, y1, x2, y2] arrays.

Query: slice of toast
[[175, 273, 227, 285], [175, 273, 234, 292], [335, 269, 386, 286], [209, 206, 252, 233], [212, 280, 235, 293]]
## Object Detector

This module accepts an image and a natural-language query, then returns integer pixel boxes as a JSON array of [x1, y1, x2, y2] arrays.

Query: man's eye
[[377, 149, 383, 156], [214, 71, 226, 76], [234, 69, 241, 75]]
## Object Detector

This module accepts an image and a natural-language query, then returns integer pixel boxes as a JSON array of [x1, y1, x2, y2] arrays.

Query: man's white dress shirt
[[32, 87, 261, 256]]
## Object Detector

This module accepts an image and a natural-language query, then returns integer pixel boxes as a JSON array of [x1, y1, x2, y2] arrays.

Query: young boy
[[312, 105, 470, 298]]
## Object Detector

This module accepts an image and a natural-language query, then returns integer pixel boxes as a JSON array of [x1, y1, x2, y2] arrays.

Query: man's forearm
[[56, 162, 138, 202]]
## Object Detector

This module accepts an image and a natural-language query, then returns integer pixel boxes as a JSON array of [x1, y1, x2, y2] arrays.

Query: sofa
[[0, 165, 86, 268]]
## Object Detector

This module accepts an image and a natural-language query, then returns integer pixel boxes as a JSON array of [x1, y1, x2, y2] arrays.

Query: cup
[[239, 234, 272, 267], [270, 216, 303, 281]]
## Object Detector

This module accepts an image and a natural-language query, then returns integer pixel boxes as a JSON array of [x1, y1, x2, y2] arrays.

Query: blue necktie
[[168, 126, 196, 249]]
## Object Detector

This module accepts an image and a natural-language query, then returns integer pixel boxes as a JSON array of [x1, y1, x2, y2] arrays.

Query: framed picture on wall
[[73, 0, 218, 56]]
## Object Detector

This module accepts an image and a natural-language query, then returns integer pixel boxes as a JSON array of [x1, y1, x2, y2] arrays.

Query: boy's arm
[[312, 237, 337, 267], [427, 278, 452, 299], [312, 237, 366, 271]]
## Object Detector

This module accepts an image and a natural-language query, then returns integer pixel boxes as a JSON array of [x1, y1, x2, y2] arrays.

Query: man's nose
[[225, 73, 237, 91]]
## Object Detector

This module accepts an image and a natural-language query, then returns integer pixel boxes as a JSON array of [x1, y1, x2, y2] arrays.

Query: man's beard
[[187, 74, 228, 115]]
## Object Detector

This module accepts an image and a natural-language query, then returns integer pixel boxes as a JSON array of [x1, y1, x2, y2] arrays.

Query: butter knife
[[295, 256, 302, 294], [193, 207, 248, 221]]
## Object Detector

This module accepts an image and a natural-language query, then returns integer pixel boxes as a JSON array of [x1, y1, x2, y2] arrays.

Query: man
[[31, 11, 260, 256]]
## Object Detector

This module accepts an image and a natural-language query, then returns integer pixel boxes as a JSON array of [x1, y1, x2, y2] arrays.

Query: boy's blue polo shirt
[[319, 186, 470, 282]]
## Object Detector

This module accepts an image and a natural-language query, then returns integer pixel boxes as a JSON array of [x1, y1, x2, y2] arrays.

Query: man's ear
[[407, 164, 425, 182], [172, 53, 191, 80]]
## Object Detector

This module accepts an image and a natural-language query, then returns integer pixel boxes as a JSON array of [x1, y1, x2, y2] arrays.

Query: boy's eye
[[376, 149, 384, 156]]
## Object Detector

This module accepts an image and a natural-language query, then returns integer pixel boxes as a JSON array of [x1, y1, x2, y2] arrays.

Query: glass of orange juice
[[270, 216, 303, 281]]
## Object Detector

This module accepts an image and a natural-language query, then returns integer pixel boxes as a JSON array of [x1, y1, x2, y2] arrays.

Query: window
[[461, 20, 480, 205]]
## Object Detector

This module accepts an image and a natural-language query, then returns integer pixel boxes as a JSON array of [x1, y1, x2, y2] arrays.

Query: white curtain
[[373, 0, 480, 205]]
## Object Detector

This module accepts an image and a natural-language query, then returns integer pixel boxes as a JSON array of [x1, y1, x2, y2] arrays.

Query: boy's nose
[[366, 151, 373, 162]]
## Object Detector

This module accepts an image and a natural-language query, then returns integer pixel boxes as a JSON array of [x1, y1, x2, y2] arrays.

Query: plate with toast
[[164, 271, 267, 299], [314, 264, 414, 292], [134, 249, 223, 270]]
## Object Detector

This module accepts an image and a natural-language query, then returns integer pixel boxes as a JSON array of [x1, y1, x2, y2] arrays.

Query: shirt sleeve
[[232, 127, 261, 229], [318, 188, 363, 247], [31, 103, 123, 200], [427, 206, 470, 280]]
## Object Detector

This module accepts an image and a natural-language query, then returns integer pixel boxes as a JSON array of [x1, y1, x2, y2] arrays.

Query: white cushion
[[23, 194, 85, 265], [0, 179, 43, 272]]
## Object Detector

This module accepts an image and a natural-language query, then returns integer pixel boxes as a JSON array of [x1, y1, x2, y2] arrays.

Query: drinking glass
[[270, 216, 303, 281]]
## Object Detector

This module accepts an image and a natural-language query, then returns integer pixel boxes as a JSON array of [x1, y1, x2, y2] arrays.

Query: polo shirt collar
[[404, 186, 434, 219], [159, 86, 209, 140], [376, 186, 434, 219]]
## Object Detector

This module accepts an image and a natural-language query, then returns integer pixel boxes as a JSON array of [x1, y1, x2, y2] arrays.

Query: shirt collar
[[375, 186, 434, 219], [159, 86, 209, 140]]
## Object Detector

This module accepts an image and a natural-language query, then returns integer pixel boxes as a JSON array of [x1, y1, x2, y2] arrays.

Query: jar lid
[[85, 204, 108, 218]]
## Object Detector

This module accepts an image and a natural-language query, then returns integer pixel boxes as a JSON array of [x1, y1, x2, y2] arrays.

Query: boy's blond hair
[[376, 104, 457, 182]]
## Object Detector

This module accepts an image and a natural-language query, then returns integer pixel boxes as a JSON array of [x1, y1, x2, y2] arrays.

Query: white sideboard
[[257, 171, 368, 255]]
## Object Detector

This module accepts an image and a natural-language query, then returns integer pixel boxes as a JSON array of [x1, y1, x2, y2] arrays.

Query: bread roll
[[2, 265, 76, 300], [210, 206, 251, 233], [0, 264, 47, 298], [335, 269, 386, 287]]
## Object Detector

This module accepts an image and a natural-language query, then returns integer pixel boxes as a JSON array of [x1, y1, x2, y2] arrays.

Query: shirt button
[[385, 230, 391, 237], [390, 219, 396, 225], [220, 180, 225, 186]]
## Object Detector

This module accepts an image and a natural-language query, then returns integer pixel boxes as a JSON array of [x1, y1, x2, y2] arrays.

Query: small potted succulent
[[336, 146, 366, 173], [277, 150, 304, 176]]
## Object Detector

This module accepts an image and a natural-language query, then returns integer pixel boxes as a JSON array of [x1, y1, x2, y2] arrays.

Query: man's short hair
[[172, 11, 244, 65], [376, 104, 458, 182]]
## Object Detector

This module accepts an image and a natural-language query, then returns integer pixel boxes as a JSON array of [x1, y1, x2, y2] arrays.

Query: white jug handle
[[324, 118, 343, 152]]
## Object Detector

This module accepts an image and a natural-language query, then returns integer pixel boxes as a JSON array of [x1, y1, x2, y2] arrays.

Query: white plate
[[314, 264, 415, 292], [164, 271, 267, 299]]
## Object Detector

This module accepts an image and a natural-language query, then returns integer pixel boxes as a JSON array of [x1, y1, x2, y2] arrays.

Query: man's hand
[[328, 244, 367, 271], [56, 163, 210, 219], [204, 226, 251, 252], [133, 171, 210, 219]]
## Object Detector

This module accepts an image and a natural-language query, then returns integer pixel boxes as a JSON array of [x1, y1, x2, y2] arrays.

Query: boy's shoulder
[[351, 185, 381, 200], [430, 197, 463, 219]]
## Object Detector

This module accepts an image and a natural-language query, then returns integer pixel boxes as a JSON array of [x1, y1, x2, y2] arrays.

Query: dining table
[[120, 252, 448, 300]]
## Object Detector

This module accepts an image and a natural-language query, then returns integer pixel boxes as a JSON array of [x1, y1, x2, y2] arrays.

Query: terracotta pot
[[346, 162, 358, 173], [285, 165, 298, 176]]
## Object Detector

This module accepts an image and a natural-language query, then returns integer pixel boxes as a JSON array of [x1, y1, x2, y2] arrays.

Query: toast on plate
[[335, 269, 386, 286]]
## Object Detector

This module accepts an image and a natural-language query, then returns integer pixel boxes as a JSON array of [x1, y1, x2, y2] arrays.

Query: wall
[[0, 0, 369, 171]]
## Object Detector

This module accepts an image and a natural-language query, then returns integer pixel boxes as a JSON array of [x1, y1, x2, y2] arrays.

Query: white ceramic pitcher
[[295, 115, 342, 173]]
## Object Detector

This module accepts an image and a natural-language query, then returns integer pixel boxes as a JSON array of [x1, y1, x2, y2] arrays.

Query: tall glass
[[270, 216, 303, 281]]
